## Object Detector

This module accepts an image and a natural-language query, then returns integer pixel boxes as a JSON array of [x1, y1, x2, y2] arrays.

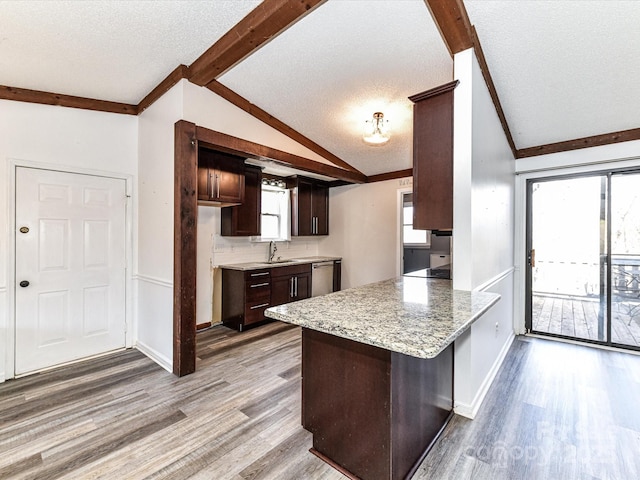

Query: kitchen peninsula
[[265, 276, 500, 480]]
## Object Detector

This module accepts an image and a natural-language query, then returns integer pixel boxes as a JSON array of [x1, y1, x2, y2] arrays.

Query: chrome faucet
[[268, 241, 277, 262]]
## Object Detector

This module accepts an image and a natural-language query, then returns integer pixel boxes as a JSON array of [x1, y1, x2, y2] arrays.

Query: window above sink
[[260, 184, 290, 242]]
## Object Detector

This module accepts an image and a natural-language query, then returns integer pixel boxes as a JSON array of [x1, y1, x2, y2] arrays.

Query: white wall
[[195, 207, 323, 326], [452, 49, 516, 418], [136, 82, 184, 370], [182, 82, 331, 165], [0, 100, 138, 381], [318, 177, 411, 289]]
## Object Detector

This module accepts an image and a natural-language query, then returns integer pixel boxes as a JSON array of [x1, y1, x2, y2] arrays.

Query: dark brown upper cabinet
[[409, 80, 459, 231], [221, 164, 262, 236], [197, 147, 245, 206], [289, 176, 329, 236]]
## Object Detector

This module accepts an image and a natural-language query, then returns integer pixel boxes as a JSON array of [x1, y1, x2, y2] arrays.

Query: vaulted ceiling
[[1, 0, 639, 178]]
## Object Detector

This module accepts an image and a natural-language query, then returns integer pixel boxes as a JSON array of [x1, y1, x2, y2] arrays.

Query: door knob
[[19, 226, 29, 234], [19, 280, 29, 288]]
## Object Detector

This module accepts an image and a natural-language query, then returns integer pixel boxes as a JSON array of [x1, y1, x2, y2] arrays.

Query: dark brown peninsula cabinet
[[409, 80, 459, 231], [221, 164, 262, 236], [289, 176, 329, 236], [271, 263, 312, 306], [197, 148, 245, 206]]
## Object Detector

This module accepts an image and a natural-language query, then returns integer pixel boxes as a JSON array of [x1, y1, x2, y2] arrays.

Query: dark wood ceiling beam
[[366, 169, 413, 184], [189, 0, 326, 86], [424, 0, 517, 158], [207, 80, 365, 176], [138, 65, 190, 114], [195, 126, 366, 184], [517, 127, 640, 159], [424, 0, 473, 56], [470, 27, 518, 158], [0, 85, 137, 115]]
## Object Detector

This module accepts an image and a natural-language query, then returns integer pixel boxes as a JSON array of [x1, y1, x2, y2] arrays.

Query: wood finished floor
[[1, 323, 639, 479], [532, 294, 640, 347]]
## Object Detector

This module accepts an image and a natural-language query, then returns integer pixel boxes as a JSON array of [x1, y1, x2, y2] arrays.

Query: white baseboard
[[135, 341, 172, 373], [454, 331, 515, 419]]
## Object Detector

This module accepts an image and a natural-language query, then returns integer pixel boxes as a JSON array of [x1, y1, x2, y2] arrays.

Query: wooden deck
[[532, 294, 640, 347]]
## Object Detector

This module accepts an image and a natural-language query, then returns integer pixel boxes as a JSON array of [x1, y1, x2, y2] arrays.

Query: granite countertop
[[218, 256, 341, 271], [265, 276, 500, 359]]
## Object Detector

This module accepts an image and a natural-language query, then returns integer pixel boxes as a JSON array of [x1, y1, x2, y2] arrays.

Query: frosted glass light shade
[[363, 112, 390, 146]]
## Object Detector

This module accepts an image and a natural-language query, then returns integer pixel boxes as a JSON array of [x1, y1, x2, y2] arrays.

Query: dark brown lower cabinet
[[333, 259, 341, 293], [302, 329, 453, 480], [222, 263, 312, 331], [221, 269, 271, 332], [270, 264, 311, 306]]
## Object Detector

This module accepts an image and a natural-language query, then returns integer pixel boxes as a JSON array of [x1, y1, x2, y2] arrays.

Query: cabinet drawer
[[245, 300, 271, 325], [270, 263, 312, 278], [245, 269, 271, 280], [245, 280, 270, 301]]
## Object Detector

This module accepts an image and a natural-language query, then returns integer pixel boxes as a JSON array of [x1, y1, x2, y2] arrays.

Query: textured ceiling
[[0, 0, 260, 104], [2, 0, 639, 175], [465, 0, 640, 149], [218, 0, 453, 176]]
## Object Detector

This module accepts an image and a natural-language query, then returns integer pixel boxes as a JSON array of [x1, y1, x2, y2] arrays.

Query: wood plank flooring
[[1, 323, 639, 479], [532, 294, 640, 347]]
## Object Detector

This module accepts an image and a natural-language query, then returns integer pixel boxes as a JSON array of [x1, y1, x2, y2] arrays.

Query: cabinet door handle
[[290, 277, 294, 297], [250, 303, 269, 310], [250, 282, 269, 288], [295, 276, 298, 297], [209, 173, 216, 198], [250, 272, 269, 277], [216, 173, 220, 198]]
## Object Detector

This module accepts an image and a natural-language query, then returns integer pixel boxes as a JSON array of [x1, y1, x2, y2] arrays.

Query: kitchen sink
[[267, 259, 296, 264]]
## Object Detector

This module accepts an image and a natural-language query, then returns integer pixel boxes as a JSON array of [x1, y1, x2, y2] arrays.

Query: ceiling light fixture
[[262, 178, 286, 189], [363, 112, 390, 146]]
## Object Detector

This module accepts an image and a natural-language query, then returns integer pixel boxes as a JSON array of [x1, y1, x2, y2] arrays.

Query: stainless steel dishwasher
[[312, 261, 335, 297]]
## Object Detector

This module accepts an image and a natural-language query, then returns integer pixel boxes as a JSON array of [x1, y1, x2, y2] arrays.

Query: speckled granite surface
[[219, 256, 341, 271], [265, 276, 500, 359]]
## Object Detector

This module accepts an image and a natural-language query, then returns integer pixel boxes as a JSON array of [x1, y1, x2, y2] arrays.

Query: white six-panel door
[[15, 167, 127, 375]]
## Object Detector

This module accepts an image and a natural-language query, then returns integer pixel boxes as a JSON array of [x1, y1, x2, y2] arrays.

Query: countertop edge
[[218, 256, 342, 271], [418, 293, 502, 358], [265, 278, 502, 359]]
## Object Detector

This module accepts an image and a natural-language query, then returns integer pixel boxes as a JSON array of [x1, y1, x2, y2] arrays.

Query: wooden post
[[173, 120, 198, 376]]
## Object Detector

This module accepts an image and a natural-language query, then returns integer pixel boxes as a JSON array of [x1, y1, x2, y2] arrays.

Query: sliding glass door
[[610, 172, 640, 347], [526, 170, 640, 350]]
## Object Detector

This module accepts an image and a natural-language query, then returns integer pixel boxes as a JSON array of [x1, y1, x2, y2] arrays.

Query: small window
[[402, 193, 430, 247], [260, 186, 289, 241]]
